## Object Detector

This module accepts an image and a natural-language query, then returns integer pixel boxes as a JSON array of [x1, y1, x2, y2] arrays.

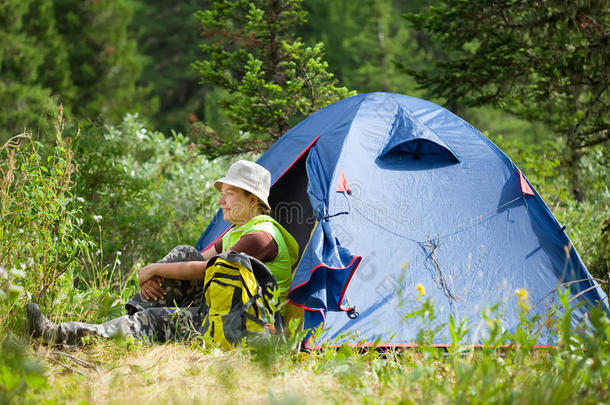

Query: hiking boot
[[26, 303, 61, 344]]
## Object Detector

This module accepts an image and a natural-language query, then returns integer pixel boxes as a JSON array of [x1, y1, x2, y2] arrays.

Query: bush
[[0, 125, 91, 331], [71, 114, 231, 278]]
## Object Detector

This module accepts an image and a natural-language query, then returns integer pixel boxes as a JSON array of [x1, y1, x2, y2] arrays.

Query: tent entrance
[[268, 144, 316, 263]]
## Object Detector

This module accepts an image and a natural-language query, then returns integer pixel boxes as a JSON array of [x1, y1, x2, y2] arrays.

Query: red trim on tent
[[303, 341, 557, 350], [338, 256, 362, 311], [517, 170, 535, 196], [271, 136, 320, 187], [200, 226, 233, 254], [288, 255, 362, 297], [288, 254, 362, 351], [287, 256, 362, 333], [336, 168, 351, 193], [287, 299, 326, 327]]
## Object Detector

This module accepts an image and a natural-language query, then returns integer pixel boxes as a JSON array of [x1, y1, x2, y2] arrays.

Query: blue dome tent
[[195, 93, 608, 347]]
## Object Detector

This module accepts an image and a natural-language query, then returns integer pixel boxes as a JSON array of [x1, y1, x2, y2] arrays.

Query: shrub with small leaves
[[70, 114, 230, 277], [0, 126, 92, 330]]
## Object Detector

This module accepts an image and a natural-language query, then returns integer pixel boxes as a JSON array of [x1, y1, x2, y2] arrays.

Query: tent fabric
[[379, 106, 460, 162], [195, 92, 608, 346]]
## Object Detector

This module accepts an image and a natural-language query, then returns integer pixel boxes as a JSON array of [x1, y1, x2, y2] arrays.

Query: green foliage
[[300, 0, 433, 97], [405, 0, 609, 146], [404, 0, 610, 198], [0, 0, 153, 144], [455, 293, 610, 404], [192, 0, 354, 157], [0, 335, 47, 404], [129, 0, 210, 135], [0, 126, 92, 328], [71, 114, 230, 273], [53, 0, 153, 123], [0, 0, 66, 139], [0, 113, 232, 330]]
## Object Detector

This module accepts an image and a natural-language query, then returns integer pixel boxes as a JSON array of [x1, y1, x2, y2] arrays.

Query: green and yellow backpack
[[199, 251, 282, 348]]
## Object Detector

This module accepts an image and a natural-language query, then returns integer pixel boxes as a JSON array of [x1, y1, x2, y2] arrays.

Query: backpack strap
[[244, 254, 284, 333], [204, 251, 284, 333]]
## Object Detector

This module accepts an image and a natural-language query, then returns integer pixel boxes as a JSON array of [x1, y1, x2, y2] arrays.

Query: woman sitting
[[27, 160, 299, 344]]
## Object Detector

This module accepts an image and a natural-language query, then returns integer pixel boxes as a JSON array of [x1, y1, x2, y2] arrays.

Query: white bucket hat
[[214, 160, 271, 210]]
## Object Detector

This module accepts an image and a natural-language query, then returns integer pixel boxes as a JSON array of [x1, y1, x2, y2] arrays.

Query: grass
[[29, 341, 342, 404], [16, 299, 609, 405]]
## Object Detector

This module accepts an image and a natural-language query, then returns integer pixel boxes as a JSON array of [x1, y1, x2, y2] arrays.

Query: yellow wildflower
[[416, 284, 425, 296], [514, 288, 531, 312]]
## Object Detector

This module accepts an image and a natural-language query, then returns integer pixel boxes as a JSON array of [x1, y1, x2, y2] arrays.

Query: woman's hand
[[138, 265, 164, 300], [140, 276, 165, 301], [138, 264, 157, 287]]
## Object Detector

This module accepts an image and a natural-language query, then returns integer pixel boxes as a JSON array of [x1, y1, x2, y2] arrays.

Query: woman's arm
[[138, 245, 217, 300], [138, 260, 208, 287], [138, 233, 274, 297], [222, 231, 277, 262]]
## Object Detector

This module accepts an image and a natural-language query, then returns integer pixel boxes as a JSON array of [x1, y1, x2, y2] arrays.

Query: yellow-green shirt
[[221, 215, 299, 300]]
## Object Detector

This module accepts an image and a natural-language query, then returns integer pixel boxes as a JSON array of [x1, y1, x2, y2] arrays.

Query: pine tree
[[54, 0, 152, 122], [128, 0, 206, 135], [299, 0, 430, 97], [0, 0, 66, 139], [0, 0, 151, 143], [405, 0, 610, 199], [192, 0, 354, 157]]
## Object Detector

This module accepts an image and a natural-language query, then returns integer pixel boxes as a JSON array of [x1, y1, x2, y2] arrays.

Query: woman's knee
[[160, 245, 203, 263], [169, 245, 198, 256]]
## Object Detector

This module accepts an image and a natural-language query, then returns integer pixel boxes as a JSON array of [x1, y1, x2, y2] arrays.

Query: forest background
[[0, 0, 609, 403]]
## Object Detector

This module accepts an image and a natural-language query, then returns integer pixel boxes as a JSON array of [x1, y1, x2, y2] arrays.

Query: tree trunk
[[565, 146, 585, 202]]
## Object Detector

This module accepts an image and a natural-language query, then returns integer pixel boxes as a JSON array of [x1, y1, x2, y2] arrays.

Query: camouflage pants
[[57, 245, 207, 344], [56, 307, 203, 344]]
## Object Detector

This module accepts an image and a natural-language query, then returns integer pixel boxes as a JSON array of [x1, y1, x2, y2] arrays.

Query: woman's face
[[218, 184, 257, 225]]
